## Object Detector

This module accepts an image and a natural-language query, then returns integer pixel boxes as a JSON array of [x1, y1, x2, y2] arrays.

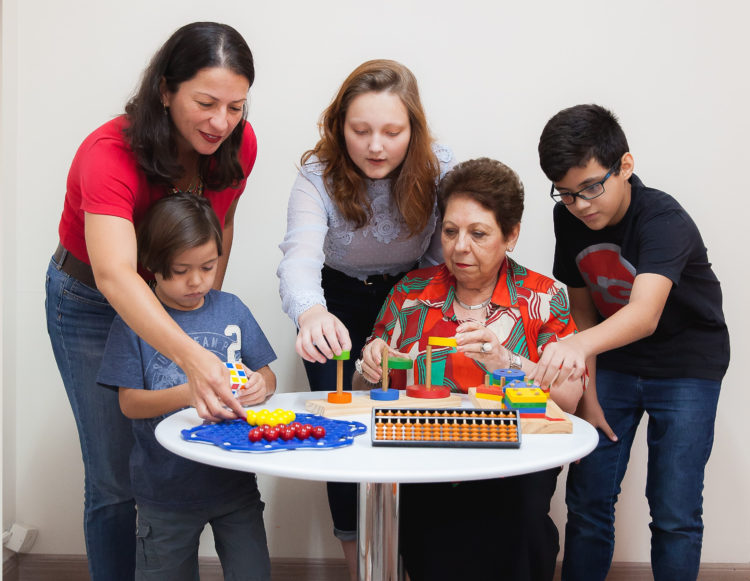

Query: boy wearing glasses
[[532, 104, 729, 581]]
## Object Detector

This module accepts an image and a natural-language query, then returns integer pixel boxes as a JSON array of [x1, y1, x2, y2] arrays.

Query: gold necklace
[[169, 174, 204, 196]]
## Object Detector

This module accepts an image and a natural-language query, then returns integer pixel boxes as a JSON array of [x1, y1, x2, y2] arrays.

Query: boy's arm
[[119, 384, 192, 419], [566, 287, 618, 441], [528, 273, 672, 390]]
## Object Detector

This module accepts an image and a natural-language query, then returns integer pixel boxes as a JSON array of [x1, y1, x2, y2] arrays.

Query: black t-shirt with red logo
[[553, 174, 729, 381]]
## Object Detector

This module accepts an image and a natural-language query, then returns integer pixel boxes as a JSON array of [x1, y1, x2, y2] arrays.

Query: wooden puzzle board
[[305, 393, 463, 417], [467, 388, 573, 434]]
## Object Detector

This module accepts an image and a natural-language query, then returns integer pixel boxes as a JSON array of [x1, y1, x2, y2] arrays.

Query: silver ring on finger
[[480, 342, 492, 354]]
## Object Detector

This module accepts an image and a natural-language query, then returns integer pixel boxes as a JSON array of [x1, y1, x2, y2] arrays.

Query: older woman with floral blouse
[[356, 157, 584, 581]]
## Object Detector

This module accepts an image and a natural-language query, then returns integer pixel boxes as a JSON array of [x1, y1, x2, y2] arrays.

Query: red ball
[[264, 427, 280, 442], [248, 427, 263, 443], [312, 426, 326, 439], [280, 426, 296, 441], [296, 425, 312, 440], [289, 422, 302, 432]]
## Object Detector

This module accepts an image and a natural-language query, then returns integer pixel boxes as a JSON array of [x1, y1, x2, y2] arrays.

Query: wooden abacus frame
[[371, 407, 521, 448]]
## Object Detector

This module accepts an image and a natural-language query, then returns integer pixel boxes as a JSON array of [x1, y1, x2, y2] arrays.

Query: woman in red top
[[358, 158, 584, 581], [46, 22, 258, 580]]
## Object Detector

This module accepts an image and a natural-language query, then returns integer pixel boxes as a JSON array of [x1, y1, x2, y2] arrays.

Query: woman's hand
[[296, 304, 352, 363], [180, 346, 245, 421], [359, 338, 410, 383], [455, 320, 511, 370]]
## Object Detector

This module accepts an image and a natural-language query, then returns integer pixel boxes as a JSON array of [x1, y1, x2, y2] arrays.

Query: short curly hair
[[437, 157, 524, 238]]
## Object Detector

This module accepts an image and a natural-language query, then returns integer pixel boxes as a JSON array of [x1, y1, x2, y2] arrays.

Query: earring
[[162, 102, 168, 116]]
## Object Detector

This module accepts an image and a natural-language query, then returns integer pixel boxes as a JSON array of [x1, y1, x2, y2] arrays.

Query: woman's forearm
[[119, 384, 192, 419]]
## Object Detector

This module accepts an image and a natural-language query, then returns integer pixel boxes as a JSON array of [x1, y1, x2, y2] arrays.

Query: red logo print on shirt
[[575, 243, 636, 318]]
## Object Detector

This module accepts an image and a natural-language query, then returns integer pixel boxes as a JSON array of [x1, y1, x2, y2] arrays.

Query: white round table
[[156, 391, 598, 581]]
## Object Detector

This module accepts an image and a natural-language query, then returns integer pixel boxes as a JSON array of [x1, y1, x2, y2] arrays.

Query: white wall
[[3, 0, 749, 565]]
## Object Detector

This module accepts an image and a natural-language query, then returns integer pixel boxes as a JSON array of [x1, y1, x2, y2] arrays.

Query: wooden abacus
[[371, 407, 521, 448]]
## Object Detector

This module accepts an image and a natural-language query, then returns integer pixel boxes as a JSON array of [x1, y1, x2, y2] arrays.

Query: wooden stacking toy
[[370, 346, 411, 401], [404, 336, 454, 399], [327, 350, 352, 404]]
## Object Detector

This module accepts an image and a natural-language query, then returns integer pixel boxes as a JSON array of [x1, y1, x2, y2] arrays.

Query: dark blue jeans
[[303, 266, 404, 540], [45, 258, 136, 580], [562, 370, 721, 581]]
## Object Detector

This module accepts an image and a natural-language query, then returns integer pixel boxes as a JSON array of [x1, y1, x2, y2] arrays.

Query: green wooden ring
[[387, 357, 412, 370], [332, 350, 351, 361]]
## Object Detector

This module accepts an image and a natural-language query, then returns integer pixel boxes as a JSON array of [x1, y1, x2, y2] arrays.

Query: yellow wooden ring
[[428, 336, 457, 347]]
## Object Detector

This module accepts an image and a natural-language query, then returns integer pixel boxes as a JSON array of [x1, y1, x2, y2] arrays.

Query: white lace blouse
[[277, 144, 456, 326]]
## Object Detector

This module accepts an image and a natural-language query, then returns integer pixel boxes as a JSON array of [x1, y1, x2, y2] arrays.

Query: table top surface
[[155, 391, 599, 484]]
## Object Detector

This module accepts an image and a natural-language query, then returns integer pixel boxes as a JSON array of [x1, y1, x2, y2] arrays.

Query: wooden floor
[[4, 554, 749, 581]]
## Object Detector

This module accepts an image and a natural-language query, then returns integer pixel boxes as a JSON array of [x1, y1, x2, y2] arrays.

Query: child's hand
[[527, 336, 587, 390], [236, 371, 269, 407], [575, 391, 617, 442]]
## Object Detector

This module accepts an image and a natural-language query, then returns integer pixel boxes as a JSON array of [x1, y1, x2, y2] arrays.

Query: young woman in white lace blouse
[[276, 59, 454, 577]]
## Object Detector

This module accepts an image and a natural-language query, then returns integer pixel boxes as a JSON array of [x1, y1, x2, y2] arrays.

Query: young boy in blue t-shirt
[[98, 193, 275, 581], [532, 104, 729, 581]]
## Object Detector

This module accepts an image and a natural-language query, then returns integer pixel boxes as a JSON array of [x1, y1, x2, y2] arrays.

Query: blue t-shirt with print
[[97, 289, 277, 509]]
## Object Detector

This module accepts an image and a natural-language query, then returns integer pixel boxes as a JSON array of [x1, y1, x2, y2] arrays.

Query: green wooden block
[[387, 357, 412, 370]]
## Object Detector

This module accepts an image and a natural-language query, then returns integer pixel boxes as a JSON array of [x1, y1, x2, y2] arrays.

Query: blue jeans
[[135, 491, 270, 581], [45, 258, 136, 580], [561, 370, 721, 581]]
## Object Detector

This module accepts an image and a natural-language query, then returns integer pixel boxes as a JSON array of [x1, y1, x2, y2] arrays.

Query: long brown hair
[[302, 60, 439, 235], [124, 22, 254, 190]]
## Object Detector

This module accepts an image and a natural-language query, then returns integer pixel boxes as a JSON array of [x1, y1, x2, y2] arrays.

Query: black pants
[[303, 265, 405, 538], [400, 468, 562, 581]]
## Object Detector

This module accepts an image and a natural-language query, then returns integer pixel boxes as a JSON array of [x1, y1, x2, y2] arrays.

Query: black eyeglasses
[[549, 165, 617, 205]]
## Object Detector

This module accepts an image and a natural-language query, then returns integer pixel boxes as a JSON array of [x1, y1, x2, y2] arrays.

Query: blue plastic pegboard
[[181, 413, 367, 453]]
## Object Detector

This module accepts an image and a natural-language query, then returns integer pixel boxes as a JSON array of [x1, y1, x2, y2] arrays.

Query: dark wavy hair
[[124, 22, 254, 190], [138, 193, 223, 279], [538, 104, 629, 182], [303, 59, 439, 235], [438, 158, 524, 239]]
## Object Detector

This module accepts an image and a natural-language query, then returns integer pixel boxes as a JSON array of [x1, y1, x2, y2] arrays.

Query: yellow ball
[[256, 409, 270, 426], [268, 410, 287, 427], [246, 410, 257, 425]]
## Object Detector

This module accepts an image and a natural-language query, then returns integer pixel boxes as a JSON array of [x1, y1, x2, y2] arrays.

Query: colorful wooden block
[[504, 387, 549, 404], [476, 385, 505, 402], [428, 336, 458, 347], [388, 357, 412, 370], [491, 368, 526, 385], [226, 361, 249, 395], [476, 392, 505, 402]]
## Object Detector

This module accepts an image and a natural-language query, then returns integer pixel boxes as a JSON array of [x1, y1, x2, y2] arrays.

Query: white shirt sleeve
[[277, 170, 330, 327]]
